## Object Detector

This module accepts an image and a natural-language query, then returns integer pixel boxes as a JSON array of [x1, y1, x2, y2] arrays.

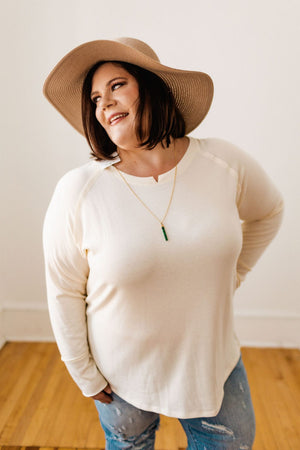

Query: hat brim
[[43, 39, 214, 135]]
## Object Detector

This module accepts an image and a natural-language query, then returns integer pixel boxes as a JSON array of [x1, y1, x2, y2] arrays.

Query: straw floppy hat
[[43, 37, 214, 135]]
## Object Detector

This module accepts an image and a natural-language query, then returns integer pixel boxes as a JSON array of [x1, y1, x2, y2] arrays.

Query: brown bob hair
[[81, 61, 186, 160]]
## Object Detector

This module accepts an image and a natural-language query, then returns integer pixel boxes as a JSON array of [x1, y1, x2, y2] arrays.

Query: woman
[[43, 37, 284, 449]]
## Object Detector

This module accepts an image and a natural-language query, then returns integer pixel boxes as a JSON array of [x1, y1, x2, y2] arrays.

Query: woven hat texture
[[43, 37, 214, 135]]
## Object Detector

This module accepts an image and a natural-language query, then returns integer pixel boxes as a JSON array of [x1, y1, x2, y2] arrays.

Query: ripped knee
[[104, 415, 160, 448], [201, 420, 235, 437]]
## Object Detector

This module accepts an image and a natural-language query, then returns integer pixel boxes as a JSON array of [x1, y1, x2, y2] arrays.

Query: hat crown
[[43, 37, 213, 136], [115, 37, 160, 63]]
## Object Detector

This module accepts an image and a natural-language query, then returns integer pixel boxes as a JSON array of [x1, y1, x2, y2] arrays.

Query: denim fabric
[[94, 355, 255, 449]]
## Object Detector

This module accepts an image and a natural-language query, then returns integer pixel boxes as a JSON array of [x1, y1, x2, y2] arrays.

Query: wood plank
[[5, 347, 104, 447], [241, 347, 300, 450], [9, 346, 60, 444], [0, 344, 54, 442], [0, 446, 104, 450], [156, 415, 186, 450], [0, 343, 299, 449]]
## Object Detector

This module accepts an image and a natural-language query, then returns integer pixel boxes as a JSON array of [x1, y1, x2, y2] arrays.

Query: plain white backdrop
[[0, 0, 299, 347]]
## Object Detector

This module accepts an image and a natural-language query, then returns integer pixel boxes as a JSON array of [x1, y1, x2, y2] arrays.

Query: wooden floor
[[0, 343, 299, 450]]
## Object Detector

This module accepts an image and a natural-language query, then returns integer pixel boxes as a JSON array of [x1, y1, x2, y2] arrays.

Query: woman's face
[[91, 62, 140, 149]]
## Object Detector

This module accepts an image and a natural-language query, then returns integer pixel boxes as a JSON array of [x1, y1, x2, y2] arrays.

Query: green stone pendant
[[161, 225, 168, 241]]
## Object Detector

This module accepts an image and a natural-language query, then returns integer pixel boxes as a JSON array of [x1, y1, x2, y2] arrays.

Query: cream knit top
[[43, 137, 284, 418]]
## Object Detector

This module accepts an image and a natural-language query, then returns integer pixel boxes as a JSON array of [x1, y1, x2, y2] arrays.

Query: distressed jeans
[[94, 355, 255, 449]]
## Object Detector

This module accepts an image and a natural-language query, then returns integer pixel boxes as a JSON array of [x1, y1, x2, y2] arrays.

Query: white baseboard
[[0, 308, 6, 349], [234, 311, 300, 348], [1, 305, 299, 348], [0, 335, 6, 350], [2, 305, 54, 343]]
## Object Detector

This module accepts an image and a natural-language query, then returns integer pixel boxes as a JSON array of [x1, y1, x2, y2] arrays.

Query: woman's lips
[[109, 113, 129, 125]]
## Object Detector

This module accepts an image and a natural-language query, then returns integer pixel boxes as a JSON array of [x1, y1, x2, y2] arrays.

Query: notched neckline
[[110, 138, 194, 185]]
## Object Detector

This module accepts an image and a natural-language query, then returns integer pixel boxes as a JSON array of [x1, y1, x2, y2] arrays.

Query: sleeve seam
[[241, 198, 284, 224], [68, 166, 103, 255], [199, 148, 243, 207], [61, 352, 90, 363]]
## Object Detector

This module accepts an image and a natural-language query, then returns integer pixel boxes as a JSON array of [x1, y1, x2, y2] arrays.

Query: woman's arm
[[43, 170, 108, 397], [203, 138, 284, 287], [235, 144, 284, 286]]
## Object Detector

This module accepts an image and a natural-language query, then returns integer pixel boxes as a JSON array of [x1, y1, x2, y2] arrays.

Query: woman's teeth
[[110, 113, 128, 124]]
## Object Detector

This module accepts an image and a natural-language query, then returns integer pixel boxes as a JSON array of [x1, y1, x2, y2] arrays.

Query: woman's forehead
[[92, 62, 130, 82]]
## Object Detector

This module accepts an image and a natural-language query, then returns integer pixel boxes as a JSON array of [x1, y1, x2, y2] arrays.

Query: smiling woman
[[81, 60, 185, 162], [42, 37, 283, 449], [90, 63, 140, 151]]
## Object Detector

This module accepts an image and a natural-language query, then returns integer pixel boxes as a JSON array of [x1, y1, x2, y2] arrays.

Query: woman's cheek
[[95, 108, 104, 127]]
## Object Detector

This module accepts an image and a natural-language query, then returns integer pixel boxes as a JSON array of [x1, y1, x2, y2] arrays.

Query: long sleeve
[[202, 138, 284, 288], [43, 167, 108, 396], [42, 138, 285, 417], [235, 145, 284, 286]]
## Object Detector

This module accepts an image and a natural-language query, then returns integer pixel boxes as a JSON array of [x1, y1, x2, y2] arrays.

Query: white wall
[[1, 0, 299, 347]]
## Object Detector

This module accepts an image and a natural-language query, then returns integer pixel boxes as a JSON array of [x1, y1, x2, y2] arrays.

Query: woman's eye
[[112, 82, 124, 91], [91, 82, 125, 103], [91, 95, 101, 104]]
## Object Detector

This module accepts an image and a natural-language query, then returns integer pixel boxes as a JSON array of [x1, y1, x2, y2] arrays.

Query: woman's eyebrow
[[90, 77, 127, 98]]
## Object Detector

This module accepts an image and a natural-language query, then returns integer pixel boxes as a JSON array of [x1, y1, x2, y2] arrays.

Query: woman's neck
[[115, 136, 189, 181]]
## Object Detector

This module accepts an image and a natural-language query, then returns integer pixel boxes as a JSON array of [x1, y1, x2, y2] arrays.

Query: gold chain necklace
[[114, 160, 177, 242]]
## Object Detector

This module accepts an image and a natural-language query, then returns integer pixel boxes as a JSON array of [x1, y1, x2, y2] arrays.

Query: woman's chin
[[110, 135, 141, 152]]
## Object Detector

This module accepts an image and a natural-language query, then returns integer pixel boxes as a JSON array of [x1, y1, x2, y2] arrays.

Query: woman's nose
[[100, 93, 115, 110]]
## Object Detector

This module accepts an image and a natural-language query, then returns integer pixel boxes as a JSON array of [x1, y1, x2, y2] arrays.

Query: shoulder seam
[[71, 166, 103, 248], [75, 165, 103, 213], [199, 146, 242, 202]]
